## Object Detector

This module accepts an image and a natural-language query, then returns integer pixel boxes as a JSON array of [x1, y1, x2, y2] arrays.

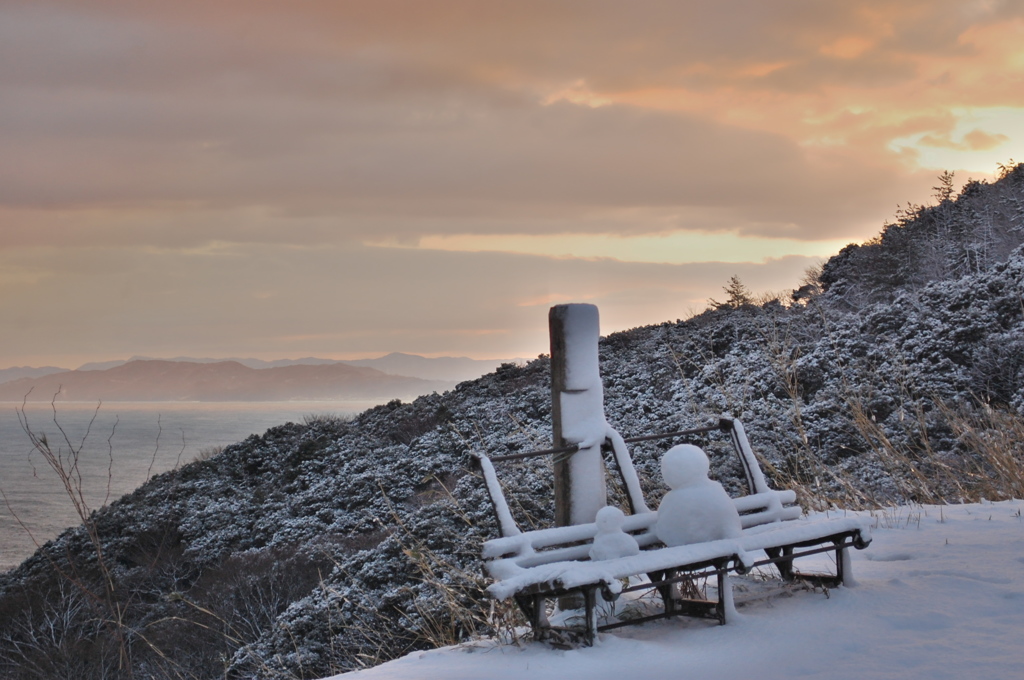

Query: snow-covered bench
[[475, 418, 872, 645]]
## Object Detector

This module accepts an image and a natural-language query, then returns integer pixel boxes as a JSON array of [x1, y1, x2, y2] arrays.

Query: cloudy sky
[[2, 0, 1023, 368]]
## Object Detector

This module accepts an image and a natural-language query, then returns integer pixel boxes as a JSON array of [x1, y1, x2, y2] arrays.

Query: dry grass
[[937, 400, 1024, 500], [193, 445, 224, 462], [302, 412, 354, 427], [796, 395, 1024, 510], [6, 395, 134, 676], [379, 477, 528, 649]]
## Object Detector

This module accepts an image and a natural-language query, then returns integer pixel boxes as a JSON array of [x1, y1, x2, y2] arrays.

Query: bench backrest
[[475, 417, 801, 553]]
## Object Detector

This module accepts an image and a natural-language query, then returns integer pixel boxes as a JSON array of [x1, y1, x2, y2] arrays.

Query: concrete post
[[550, 303, 608, 526]]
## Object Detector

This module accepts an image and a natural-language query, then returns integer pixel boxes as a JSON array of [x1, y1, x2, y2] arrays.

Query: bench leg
[[836, 542, 856, 587], [792, 540, 847, 588], [773, 546, 795, 581], [715, 564, 730, 625], [515, 594, 550, 642], [584, 587, 598, 646], [535, 594, 549, 632], [650, 569, 677, 613], [769, 539, 854, 588]]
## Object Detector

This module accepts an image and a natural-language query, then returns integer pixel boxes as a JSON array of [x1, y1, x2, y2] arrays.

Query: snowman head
[[661, 444, 710, 490], [595, 505, 626, 533]]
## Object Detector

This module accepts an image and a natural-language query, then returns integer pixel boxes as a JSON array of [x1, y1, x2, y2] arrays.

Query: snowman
[[589, 506, 641, 561], [655, 444, 742, 547]]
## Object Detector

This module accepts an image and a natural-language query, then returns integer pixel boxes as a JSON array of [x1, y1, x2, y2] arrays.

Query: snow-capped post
[[549, 303, 608, 527]]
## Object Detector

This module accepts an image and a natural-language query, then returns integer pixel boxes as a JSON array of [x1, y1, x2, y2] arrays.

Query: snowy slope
[[326, 501, 1024, 680]]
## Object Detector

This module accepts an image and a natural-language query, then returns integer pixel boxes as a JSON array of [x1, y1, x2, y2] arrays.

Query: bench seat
[[487, 536, 747, 601], [740, 515, 871, 553], [484, 511, 872, 601]]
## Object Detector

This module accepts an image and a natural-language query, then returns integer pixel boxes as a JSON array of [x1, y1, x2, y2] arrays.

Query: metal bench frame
[[475, 417, 871, 645]]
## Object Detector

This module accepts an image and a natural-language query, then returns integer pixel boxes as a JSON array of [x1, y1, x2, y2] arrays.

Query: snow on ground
[[326, 501, 1024, 680]]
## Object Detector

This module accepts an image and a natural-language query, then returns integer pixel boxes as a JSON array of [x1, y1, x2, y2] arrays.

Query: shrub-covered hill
[[1, 165, 1023, 679], [820, 161, 1024, 308]]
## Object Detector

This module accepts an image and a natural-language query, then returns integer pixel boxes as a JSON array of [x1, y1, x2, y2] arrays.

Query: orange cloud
[[820, 36, 876, 60], [920, 128, 1010, 150]]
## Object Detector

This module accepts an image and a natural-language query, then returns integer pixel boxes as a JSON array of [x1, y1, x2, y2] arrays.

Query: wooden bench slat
[[487, 537, 748, 601]]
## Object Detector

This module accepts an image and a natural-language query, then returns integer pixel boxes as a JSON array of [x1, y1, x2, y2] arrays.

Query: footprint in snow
[[865, 552, 915, 562], [905, 569, 1012, 585]]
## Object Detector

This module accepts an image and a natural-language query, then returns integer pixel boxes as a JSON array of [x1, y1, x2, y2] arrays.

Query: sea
[[0, 400, 384, 572]]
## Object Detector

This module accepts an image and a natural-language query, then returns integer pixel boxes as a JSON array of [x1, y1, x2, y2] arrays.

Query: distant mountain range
[[68, 352, 520, 383], [0, 353, 524, 402], [0, 366, 70, 385], [342, 353, 525, 382], [0, 359, 455, 402]]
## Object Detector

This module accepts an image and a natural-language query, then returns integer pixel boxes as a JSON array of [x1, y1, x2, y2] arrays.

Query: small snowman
[[589, 506, 641, 561], [655, 444, 742, 547]]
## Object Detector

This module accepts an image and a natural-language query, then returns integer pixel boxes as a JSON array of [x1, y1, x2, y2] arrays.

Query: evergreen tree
[[710, 275, 753, 309]]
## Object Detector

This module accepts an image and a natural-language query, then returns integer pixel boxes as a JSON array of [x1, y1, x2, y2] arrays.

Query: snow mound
[[656, 445, 742, 546], [589, 506, 641, 561]]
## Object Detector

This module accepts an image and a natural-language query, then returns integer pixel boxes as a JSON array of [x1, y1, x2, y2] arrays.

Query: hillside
[[1, 165, 1022, 679], [0, 360, 451, 402], [820, 162, 1024, 308]]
